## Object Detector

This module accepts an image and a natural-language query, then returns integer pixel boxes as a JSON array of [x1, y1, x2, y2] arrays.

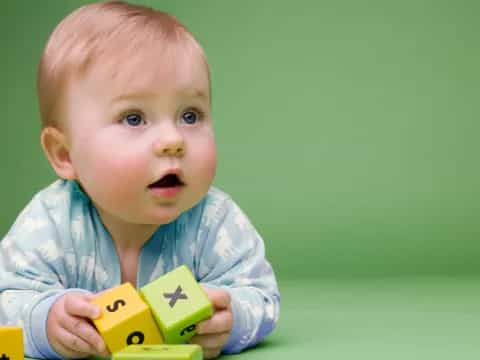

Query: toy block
[[0, 326, 23, 360], [140, 265, 213, 344], [112, 344, 202, 360], [91, 282, 164, 353]]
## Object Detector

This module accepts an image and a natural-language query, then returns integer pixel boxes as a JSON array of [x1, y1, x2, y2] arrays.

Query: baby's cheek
[[199, 140, 217, 178], [204, 151, 217, 179], [109, 154, 149, 179], [90, 152, 149, 196]]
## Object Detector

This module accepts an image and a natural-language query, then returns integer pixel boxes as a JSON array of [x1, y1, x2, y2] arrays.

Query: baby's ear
[[40, 127, 76, 180]]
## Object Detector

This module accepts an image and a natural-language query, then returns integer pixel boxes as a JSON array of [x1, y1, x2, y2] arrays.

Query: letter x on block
[[164, 286, 188, 308], [140, 265, 213, 344]]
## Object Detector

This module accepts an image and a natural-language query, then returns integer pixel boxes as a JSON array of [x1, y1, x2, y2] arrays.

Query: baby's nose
[[152, 127, 185, 157], [160, 144, 185, 156]]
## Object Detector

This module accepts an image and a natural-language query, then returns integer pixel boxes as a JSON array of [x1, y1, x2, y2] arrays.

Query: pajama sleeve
[[196, 195, 281, 353], [0, 193, 88, 359]]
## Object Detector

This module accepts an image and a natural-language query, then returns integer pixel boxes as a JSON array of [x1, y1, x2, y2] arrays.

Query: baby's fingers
[[202, 348, 222, 360], [64, 293, 101, 319], [189, 332, 230, 350], [202, 287, 231, 310], [51, 325, 95, 357], [57, 315, 107, 356], [196, 309, 233, 335], [50, 342, 90, 360]]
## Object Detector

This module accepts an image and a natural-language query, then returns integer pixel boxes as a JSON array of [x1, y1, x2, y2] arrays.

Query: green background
[[2, 0, 479, 279], [2, 1, 480, 359]]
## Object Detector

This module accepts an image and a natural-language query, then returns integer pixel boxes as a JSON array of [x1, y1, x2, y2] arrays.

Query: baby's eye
[[122, 113, 145, 127], [181, 110, 201, 125]]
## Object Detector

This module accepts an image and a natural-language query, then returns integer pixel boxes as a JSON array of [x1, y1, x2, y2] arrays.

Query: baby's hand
[[189, 287, 233, 359], [47, 292, 109, 358]]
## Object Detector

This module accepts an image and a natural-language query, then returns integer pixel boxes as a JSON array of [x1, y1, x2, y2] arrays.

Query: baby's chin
[[145, 203, 196, 225], [138, 185, 212, 225]]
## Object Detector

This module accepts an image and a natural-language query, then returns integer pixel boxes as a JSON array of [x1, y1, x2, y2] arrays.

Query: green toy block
[[112, 344, 202, 360], [140, 265, 213, 344]]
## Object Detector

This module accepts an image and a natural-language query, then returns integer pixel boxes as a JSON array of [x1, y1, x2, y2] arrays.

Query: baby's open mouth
[[148, 174, 185, 188]]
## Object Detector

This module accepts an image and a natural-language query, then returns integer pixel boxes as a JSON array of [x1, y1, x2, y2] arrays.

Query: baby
[[0, 1, 280, 359]]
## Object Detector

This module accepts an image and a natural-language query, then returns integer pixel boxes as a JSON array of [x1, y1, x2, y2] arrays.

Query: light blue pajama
[[0, 180, 280, 358]]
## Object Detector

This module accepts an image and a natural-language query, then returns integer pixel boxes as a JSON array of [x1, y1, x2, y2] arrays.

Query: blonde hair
[[37, 0, 209, 128]]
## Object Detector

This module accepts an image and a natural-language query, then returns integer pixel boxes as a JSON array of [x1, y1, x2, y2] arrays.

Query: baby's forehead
[[80, 43, 210, 100]]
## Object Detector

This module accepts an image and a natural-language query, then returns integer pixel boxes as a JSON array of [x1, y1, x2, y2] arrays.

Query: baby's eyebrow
[[181, 89, 209, 101], [110, 91, 158, 104], [109, 89, 209, 104]]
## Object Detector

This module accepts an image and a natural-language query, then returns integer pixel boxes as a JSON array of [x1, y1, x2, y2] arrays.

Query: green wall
[[1, 1, 479, 279]]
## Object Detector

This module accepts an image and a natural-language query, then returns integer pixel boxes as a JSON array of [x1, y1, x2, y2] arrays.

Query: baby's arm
[[0, 191, 102, 359], [196, 196, 281, 354]]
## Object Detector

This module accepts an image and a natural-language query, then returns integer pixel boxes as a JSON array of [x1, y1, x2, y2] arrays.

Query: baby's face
[[61, 49, 216, 227]]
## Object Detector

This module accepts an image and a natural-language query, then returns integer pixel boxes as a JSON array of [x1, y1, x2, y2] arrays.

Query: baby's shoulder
[[204, 186, 232, 205], [4, 180, 88, 245], [180, 187, 233, 229], [191, 186, 250, 229], [198, 186, 236, 217], [34, 179, 87, 210]]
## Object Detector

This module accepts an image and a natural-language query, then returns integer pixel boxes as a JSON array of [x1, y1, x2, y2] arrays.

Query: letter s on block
[[106, 299, 126, 312]]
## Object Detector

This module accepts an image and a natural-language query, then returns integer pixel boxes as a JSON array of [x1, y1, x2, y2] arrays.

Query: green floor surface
[[26, 276, 480, 360], [231, 276, 480, 359]]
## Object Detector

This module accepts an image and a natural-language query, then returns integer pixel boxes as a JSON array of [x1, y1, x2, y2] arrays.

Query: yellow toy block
[[0, 326, 23, 360], [91, 283, 164, 353]]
